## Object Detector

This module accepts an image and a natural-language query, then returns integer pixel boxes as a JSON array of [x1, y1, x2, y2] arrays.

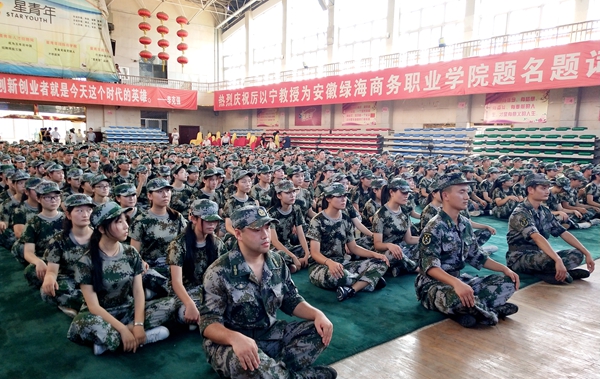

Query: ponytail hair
[[380, 184, 394, 205], [183, 219, 218, 286], [62, 206, 75, 239]]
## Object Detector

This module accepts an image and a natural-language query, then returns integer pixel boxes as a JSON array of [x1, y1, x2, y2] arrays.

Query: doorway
[[179, 125, 200, 145]]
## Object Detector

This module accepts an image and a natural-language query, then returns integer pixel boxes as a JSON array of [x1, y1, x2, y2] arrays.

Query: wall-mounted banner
[[342, 102, 376, 126], [294, 105, 322, 126], [0, 73, 198, 109], [0, 0, 118, 82], [214, 41, 600, 111], [484, 90, 549, 123], [257, 108, 279, 127]]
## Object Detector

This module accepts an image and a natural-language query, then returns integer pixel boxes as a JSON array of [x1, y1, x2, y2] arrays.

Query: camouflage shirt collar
[[228, 249, 281, 283], [438, 209, 468, 232]]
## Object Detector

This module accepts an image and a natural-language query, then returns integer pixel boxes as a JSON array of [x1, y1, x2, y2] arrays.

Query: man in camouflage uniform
[[415, 173, 520, 328], [199, 205, 336, 379], [507, 174, 595, 285], [0, 170, 29, 249], [112, 157, 135, 186], [417, 164, 436, 208]]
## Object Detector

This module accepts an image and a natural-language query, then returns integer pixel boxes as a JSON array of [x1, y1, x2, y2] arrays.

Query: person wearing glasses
[[21, 181, 65, 288], [90, 174, 111, 206]]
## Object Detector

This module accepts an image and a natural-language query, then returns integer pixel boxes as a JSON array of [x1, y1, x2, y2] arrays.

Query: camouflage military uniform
[[196, 189, 224, 210], [222, 195, 257, 249], [491, 187, 519, 219], [112, 173, 135, 186], [512, 182, 526, 198], [557, 187, 596, 222], [415, 210, 516, 324], [305, 211, 387, 291], [350, 186, 372, 212], [130, 210, 187, 296], [417, 177, 434, 207], [41, 230, 88, 310], [419, 203, 439, 231], [372, 204, 418, 275], [199, 249, 327, 379], [250, 183, 274, 208], [268, 204, 306, 264], [21, 213, 65, 287], [420, 204, 491, 246], [67, 244, 176, 352], [166, 232, 225, 307], [0, 191, 20, 249], [583, 182, 600, 205], [506, 200, 584, 274], [294, 188, 313, 223], [170, 185, 194, 217], [11, 201, 39, 264], [361, 198, 381, 229]]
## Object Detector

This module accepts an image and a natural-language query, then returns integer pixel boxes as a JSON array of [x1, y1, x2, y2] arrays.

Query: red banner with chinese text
[[0, 74, 198, 110], [214, 41, 600, 111]]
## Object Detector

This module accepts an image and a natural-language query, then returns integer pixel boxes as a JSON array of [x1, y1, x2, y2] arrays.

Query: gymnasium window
[[337, 0, 389, 62], [222, 27, 247, 82], [251, 3, 283, 77], [289, 0, 328, 69], [139, 59, 168, 79]]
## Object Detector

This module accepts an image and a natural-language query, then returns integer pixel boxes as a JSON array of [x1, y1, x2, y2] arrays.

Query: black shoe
[[336, 286, 356, 302], [451, 314, 477, 328], [534, 273, 570, 285], [568, 269, 590, 280], [496, 302, 519, 319], [374, 277, 387, 290], [297, 366, 338, 379]]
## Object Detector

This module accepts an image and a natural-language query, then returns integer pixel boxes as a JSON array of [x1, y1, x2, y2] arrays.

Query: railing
[[118, 74, 192, 90]]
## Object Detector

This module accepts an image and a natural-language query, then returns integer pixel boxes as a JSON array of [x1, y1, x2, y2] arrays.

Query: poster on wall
[[342, 102, 376, 126], [257, 108, 279, 127], [294, 105, 322, 126], [484, 90, 549, 123], [0, 0, 118, 82]]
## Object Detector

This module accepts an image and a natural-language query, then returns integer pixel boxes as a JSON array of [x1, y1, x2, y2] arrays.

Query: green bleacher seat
[[497, 128, 510, 132], [572, 127, 587, 131], [473, 141, 484, 145], [485, 140, 496, 145], [514, 149, 525, 154], [529, 142, 541, 146], [580, 135, 595, 139], [501, 134, 515, 138], [546, 135, 560, 139], [515, 134, 528, 138], [542, 150, 556, 155], [562, 134, 577, 139], [579, 151, 594, 156], [540, 127, 554, 131], [555, 127, 570, 131], [530, 135, 543, 139], [525, 127, 539, 131], [512, 128, 524, 131], [546, 142, 558, 147], [514, 142, 526, 146], [561, 143, 575, 147], [486, 128, 498, 131], [499, 149, 510, 153], [560, 151, 574, 155], [529, 150, 540, 155], [579, 143, 594, 148], [499, 141, 511, 146]]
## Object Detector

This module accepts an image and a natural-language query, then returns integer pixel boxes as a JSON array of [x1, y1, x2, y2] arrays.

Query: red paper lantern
[[157, 25, 169, 36], [177, 56, 188, 65], [158, 52, 170, 61], [176, 16, 188, 25], [138, 8, 151, 18], [138, 22, 151, 33], [176, 29, 188, 39], [139, 50, 153, 61], [177, 42, 188, 52], [156, 12, 169, 22], [158, 39, 170, 49], [139, 36, 152, 46]]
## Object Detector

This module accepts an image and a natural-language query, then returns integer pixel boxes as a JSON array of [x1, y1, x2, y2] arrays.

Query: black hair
[[270, 191, 283, 209], [183, 219, 217, 286], [171, 164, 188, 181], [102, 164, 114, 174], [380, 184, 401, 205], [62, 206, 75, 239]]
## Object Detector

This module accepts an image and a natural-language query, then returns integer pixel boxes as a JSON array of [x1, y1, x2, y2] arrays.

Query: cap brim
[[149, 185, 173, 191], [246, 217, 279, 229], [201, 214, 223, 222]]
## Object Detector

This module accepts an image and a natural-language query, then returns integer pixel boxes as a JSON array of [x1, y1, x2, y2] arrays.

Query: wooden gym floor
[[331, 261, 600, 379]]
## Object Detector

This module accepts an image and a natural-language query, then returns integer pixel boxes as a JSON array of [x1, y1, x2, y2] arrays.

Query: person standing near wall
[[171, 128, 180, 145], [86, 128, 96, 143], [51, 128, 61, 143]]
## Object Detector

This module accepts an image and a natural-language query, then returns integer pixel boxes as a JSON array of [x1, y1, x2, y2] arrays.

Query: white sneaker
[[189, 324, 198, 331], [578, 222, 592, 229], [482, 245, 499, 254], [144, 288, 156, 300], [144, 326, 170, 345], [590, 219, 600, 226], [469, 211, 481, 217], [93, 343, 108, 356], [58, 305, 78, 319]]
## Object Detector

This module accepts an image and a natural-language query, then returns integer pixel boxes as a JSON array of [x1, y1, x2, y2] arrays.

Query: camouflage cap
[[214, 167, 225, 176], [545, 163, 558, 171], [35, 180, 62, 195], [234, 170, 251, 182], [190, 156, 200, 163], [460, 165, 475, 173], [231, 205, 278, 230], [67, 168, 84, 178], [274, 179, 297, 193], [0, 154, 10, 161], [567, 171, 586, 182], [487, 167, 500, 174], [303, 171, 311, 181], [114, 183, 137, 197], [157, 165, 171, 176], [525, 173, 551, 188], [13, 155, 26, 162], [78, 153, 89, 158], [330, 172, 350, 183], [91, 201, 131, 228], [323, 182, 346, 197], [496, 173, 513, 183], [388, 178, 411, 192], [425, 164, 436, 171], [91, 174, 109, 187], [189, 199, 222, 221], [359, 169, 374, 179], [247, 165, 258, 175], [164, 158, 175, 165], [64, 194, 95, 208], [136, 165, 148, 174], [147, 178, 173, 192], [498, 155, 511, 162], [257, 165, 272, 174], [286, 165, 303, 176], [554, 176, 570, 189], [47, 164, 63, 173], [31, 160, 45, 168], [322, 165, 335, 172], [116, 157, 131, 165], [371, 178, 387, 189], [25, 177, 43, 190], [436, 173, 476, 191], [400, 172, 413, 180], [89, 156, 100, 163], [205, 155, 217, 163], [186, 165, 199, 173], [10, 170, 30, 182]]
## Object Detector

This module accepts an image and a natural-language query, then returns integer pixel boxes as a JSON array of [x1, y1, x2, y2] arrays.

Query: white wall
[[86, 105, 140, 130]]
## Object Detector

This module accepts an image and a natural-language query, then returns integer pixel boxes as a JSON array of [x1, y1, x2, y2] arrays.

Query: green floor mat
[[1, 218, 599, 379]]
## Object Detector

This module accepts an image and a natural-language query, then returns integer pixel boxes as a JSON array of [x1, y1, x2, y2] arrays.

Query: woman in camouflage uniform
[[306, 183, 389, 302], [372, 178, 419, 277], [41, 194, 94, 318], [222, 170, 259, 237], [268, 180, 310, 272], [169, 165, 194, 217], [130, 178, 187, 299], [250, 165, 274, 208], [68, 202, 175, 355], [168, 199, 224, 329], [22, 181, 65, 288], [362, 178, 386, 229], [11, 177, 42, 264], [91, 174, 111, 206], [0, 170, 29, 250], [583, 170, 600, 208], [491, 174, 521, 219], [80, 173, 95, 197]]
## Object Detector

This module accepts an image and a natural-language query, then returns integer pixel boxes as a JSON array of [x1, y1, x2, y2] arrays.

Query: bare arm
[[351, 217, 373, 238]]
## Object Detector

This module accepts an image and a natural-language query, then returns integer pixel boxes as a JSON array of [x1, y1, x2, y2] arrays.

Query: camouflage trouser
[[419, 273, 516, 325], [11, 241, 27, 266], [173, 285, 202, 324], [492, 201, 518, 220], [383, 243, 418, 276], [67, 297, 176, 351], [418, 197, 428, 209], [276, 246, 305, 267], [0, 229, 16, 250], [308, 258, 387, 291], [24, 263, 42, 288], [579, 208, 599, 222], [40, 276, 84, 310], [507, 249, 584, 274], [474, 229, 492, 246], [143, 266, 170, 299], [203, 320, 326, 379]]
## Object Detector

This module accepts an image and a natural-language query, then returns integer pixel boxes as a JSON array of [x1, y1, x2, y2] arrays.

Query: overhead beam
[[215, 0, 260, 29]]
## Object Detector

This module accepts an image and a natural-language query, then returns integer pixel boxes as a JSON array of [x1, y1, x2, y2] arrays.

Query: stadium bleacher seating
[[384, 127, 476, 159], [102, 126, 170, 144]]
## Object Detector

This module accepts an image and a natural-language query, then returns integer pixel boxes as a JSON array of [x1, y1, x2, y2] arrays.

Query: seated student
[[372, 178, 420, 277], [90, 174, 111, 206], [250, 165, 274, 208], [22, 181, 65, 288], [417, 164, 436, 208], [546, 177, 591, 229], [362, 178, 386, 230], [41, 194, 94, 318], [268, 180, 311, 272], [168, 199, 224, 330], [287, 165, 316, 224], [416, 173, 520, 328], [507, 174, 595, 285], [169, 165, 194, 217], [491, 173, 521, 219], [199, 205, 336, 379], [80, 173, 95, 197], [114, 183, 139, 221], [350, 169, 373, 213], [222, 170, 259, 244], [62, 168, 84, 201], [11, 177, 42, 264], [130, 178, 187, 299], [134, 166, 150, 210], [583, 168, 600, 209], [461, 165, 487, 216], [563, 170, 600, 221], [0, 170, 29, 250], [67, 202, 175, 356], [306, 183, 389, 302], [476, 167, 499, 214]]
